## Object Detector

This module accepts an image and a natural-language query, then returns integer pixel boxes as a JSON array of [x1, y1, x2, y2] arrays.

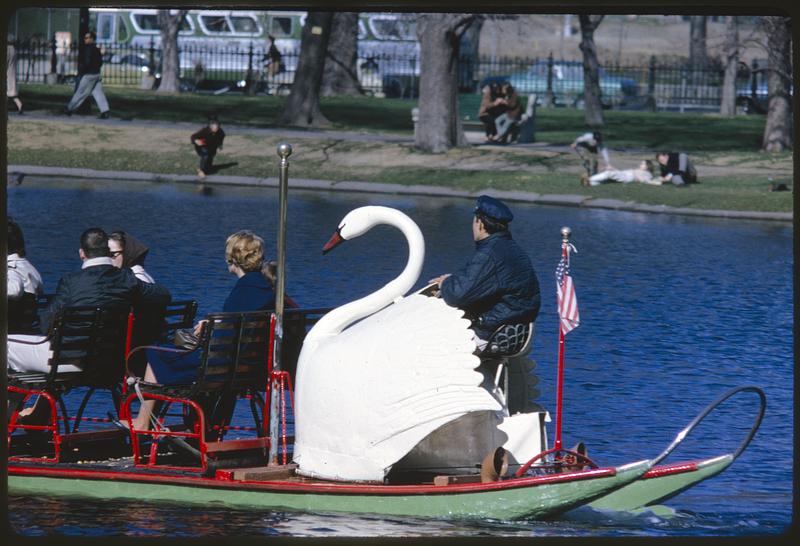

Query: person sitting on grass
[[586, 160, 658, 186], [191, 116, 226, 179], [655, 151, 698, 186]]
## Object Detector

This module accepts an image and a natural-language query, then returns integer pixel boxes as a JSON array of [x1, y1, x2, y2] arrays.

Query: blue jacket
[[223, 271, 276, 313], [441, 231, 540, 340]]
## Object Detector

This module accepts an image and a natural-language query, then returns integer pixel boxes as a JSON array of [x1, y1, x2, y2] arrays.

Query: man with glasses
[[8, 228, 170, 386], [65, 31, 110, 119]]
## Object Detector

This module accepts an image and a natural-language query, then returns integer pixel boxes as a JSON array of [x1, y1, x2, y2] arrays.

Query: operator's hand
[[428, 273, 451, 287]]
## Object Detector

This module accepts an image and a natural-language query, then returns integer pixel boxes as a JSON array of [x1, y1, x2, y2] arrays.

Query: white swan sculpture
[[293, 206, 502, 482]]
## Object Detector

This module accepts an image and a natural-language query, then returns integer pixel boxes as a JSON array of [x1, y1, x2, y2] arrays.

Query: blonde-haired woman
[[125, 230, 275, 431]]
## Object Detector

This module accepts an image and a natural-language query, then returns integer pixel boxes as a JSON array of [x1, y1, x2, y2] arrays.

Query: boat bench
[[121, 307, 328, 474], [7, 299, 199, 463], [7, 305, 133, 462]]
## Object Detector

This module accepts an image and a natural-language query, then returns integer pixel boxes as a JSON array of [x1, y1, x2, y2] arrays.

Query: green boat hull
[[588, 455, 733, 512], [9, 460, 650, 520]]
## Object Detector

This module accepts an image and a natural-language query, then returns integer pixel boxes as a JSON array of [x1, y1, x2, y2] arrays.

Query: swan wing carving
[[293, 206, 502, 482]]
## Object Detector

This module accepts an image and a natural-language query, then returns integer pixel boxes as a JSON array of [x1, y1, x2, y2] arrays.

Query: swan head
[[322, 207, 389, 254]]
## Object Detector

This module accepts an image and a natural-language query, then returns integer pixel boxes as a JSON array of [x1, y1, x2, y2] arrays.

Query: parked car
[[506, 60, 638, 108], [108, 52, 161, 79], [736, 80, 768, 114]]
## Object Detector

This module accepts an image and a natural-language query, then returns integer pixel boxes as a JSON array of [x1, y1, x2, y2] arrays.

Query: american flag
[[556, 248, 580, 334]]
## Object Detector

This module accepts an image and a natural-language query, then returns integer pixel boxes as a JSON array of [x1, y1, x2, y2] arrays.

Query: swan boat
[[7, 144, 766, 521]]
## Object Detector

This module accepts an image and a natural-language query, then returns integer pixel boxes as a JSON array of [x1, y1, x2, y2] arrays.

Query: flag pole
[[554, 226, 571, 451], [268, 142, 292, 465]]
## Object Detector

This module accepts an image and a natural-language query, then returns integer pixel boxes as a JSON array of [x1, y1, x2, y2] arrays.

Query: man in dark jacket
[[430, 196, 541, 348], [65, 30, 110, 118], [656, 151, 697, 186], [191, 116, 226, 179], [8, 227, 171, 374]]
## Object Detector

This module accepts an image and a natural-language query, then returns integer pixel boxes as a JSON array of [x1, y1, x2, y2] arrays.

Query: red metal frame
[[121, 311, 135, 399], [122, 391, 209, 473], [7, 385, 61, 463], [263, 313, 277, 436]]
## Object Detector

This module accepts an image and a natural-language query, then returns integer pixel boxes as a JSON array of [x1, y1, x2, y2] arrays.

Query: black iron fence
[[12, 38, 768, 112]]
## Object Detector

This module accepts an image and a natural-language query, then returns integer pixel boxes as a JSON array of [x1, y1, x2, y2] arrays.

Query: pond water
[[6, 178, 793, 537]]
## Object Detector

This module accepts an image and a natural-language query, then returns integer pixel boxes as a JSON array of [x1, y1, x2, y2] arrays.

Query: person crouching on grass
[[191, 116, 225, 179]]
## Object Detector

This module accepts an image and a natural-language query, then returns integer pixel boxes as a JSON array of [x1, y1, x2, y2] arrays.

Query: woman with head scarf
[[109, 230, 155, 283]]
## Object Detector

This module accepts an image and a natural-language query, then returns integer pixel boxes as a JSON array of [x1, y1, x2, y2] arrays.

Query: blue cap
[[474, 195, 513, 224]]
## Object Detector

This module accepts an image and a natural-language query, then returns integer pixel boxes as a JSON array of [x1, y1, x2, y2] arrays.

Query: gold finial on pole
[[277, 142, 293, 162]]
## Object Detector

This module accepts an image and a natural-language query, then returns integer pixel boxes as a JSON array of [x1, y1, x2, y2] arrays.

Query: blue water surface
[[6, 177, 794, 537]]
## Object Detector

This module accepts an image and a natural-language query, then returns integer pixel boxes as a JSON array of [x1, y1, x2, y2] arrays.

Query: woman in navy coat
[[129, 230, 275, 431]]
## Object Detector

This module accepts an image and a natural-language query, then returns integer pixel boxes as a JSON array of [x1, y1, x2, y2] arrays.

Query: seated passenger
[[108, 230, 163, 376], [7, 228, 170, 423], [108, 230, 155, 283], [7, 218, 44, 334], [429, 195, 541, 351], [128, 230, 276, 431]]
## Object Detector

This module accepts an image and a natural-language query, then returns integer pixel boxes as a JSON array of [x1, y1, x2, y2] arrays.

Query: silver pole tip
[[560, 226, 572, 239], [277, 143, 293, 158]]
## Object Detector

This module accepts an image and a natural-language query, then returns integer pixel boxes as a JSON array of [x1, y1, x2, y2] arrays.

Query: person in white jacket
[[7, 219, 43, 324], [7, 219, 43, 298]]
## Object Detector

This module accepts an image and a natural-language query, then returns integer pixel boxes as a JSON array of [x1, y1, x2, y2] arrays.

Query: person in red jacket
[[191, 116, 226, 179]]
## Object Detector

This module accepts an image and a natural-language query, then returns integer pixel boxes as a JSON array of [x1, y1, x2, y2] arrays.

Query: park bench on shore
[[121, 307, 329, 475]]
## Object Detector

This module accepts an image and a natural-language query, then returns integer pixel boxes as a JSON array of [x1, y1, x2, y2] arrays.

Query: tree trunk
[[276, 12, 334, 127], [415, 14, 478, 152], [321, 12, 362, 97], [578, 15, 604, 127], [156, 10, 187, 94], [689, 16, 708, 70], [719, 16, 739, 117], [762, 16, 793, 152]]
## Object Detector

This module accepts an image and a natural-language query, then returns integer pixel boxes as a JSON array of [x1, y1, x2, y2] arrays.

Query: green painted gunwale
[[8, 459, 651, 520], [588, 454, 734, 511]]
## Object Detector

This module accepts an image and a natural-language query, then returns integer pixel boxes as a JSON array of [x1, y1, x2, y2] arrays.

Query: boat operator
[[429, 195, 541, 351]]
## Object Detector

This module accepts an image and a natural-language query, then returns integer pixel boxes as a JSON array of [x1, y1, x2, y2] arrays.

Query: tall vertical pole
[[268, 142, 292, 465], [553, 226, 571, 451]]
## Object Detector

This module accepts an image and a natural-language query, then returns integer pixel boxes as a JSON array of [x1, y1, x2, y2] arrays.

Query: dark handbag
[[173, 327, 199, 349]]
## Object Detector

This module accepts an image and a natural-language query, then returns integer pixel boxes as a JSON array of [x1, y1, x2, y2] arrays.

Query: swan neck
[[312, 209, 424, 338]]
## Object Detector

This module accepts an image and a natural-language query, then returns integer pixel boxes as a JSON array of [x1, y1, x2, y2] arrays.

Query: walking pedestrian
[[65, 31, 110, 119]]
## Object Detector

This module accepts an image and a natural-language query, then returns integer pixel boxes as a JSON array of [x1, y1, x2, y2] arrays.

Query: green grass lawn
[[20, 83, 771, 151], [11, 84, 792, 214]]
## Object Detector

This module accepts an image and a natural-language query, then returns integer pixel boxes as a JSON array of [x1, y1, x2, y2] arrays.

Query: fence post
[[647, 55, 656, 111], [44, 34, 58, 85], [148, 36, 156, 75], [544, 51, 555, 107], [246, 41, 255, 95]]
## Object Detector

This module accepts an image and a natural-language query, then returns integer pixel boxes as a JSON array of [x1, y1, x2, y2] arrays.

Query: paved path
[[8, 164, 792, 223]]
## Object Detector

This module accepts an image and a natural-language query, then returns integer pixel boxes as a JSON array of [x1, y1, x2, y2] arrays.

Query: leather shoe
[[98, 111, 110, 119]]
